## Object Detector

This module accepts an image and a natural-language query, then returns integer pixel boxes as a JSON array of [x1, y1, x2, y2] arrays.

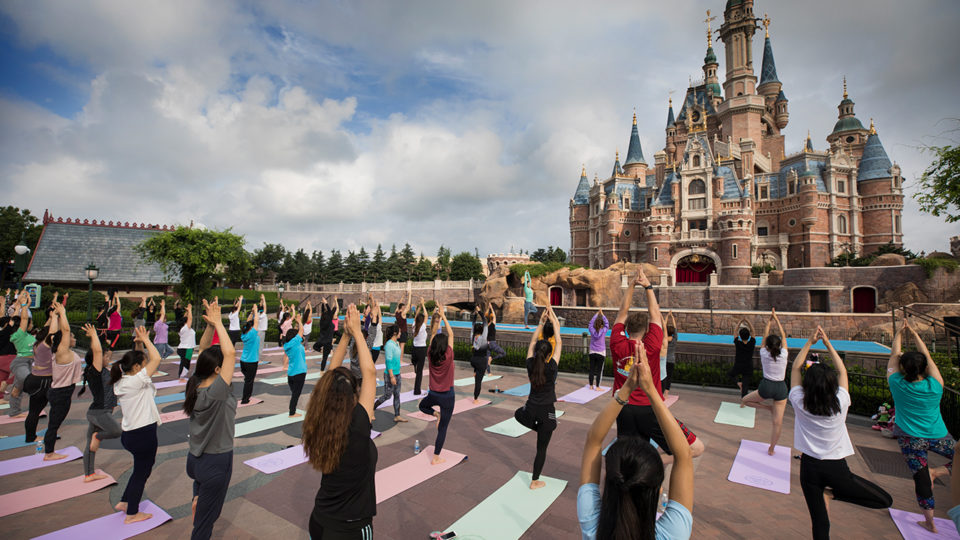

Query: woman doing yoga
[[239, 303, 260, 404], [587, 309, 608, 391], [42, 302, 84, 461], [79, 322, 121, 483], [417, 305, 457, 465], [741, 308, 789, 455], [409, 298, 429, 395], [282, 310, 307, 418], [178, 306, 196, 381]]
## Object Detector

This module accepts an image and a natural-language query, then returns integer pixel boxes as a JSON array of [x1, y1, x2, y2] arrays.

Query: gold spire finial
[[704, 9, 716, 47], [807, 129, 811, 141], [869, 118, 876, 135], [581, 164, 586, 176], [763, 13, 771, 38], [633, 108, 637, 126], [616, 149, 620, 161], [842, 77, 848, 99]]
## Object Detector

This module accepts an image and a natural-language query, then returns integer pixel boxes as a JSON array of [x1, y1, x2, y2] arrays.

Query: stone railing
[[256, 279, 478, 294]]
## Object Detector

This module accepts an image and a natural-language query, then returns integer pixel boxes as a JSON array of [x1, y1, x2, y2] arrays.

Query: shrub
[[751, 264, 775, 277], [509, 261, 581, 279], [914, 256, 958, 278]]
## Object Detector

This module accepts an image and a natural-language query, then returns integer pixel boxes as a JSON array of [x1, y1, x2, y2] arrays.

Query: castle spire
[[805, 130, 814, 152], [759, 15, 780, 86], [666, 97, 675, 127], [573, 165, 590, 204], [869, 118, 876, 135], [843, 76, 848, 99], [612, 149, 623, 177], [624, 112, 646, 166], [704, 9, 716, 47]]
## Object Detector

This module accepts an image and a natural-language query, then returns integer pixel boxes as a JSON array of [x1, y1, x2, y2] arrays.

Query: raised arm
[[887, 324, 903, 378], [763, 311, 774, 344], [636, 267, 662, 329], [135, 326, 162, 376], [158, 299, 166, 324], [790, 330, 819, 389], [528, 310, 548, 358], [201, 300, 235, 384], [53, 303, 73, 364], [614, 275, 637, 327], [819, 327, 847, 391], [440, 306, 453, 338], [772, 309, 787, 352], [402, 290, 411, 318], [907, 319, 942, 386], [82, 323, 103, 371], [548, 304, 562, 362], [185, 304, 193, 330], [348, 304, 377, 418]]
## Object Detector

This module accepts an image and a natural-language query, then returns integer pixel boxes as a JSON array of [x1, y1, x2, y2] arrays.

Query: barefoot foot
[[115, 502, 128, 512], [43, 452, 68, 461], [394, 416, 408, 423], [90, 432, 101, 453], [768, 445, 776, 456], [530, 480, 546, 490], [289, 413, 302, 418], [916, 520, 937, 533], [431, 455, 446, 465], [124, 512, 152, 524], [84, 473, 108, 483]]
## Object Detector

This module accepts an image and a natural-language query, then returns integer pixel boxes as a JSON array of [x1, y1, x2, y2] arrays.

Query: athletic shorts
[[399, 333, 409, 343], [758, 378, 788, 401], [616, 403, 697, 455]]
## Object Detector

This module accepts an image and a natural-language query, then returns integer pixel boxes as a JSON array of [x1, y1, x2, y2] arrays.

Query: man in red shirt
[[610, 267, 705, 460]]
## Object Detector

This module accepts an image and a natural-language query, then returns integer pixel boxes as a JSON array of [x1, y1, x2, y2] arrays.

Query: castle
[[568, 0, 904, 285]]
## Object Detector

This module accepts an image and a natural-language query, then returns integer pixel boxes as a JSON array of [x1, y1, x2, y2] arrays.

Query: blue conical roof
[[759, 36, 779, 85], [858, 132, 893, 182], [573, 168, 590, 204], [666, 102, 675, 127], [612, 153, 623, 177], [624, 116, 645, 165], [805, 135, 814, 152]]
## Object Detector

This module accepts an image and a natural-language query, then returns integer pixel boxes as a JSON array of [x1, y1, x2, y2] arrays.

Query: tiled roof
[[858, 132, 893, 182], [573, 171, 591, 204], [624, 121, 646, 165], [675, 87, 717, 122], [759, 36, 779, 85], [717, 166, 744, 199], [666, 103, 675, 127], [655, 171, 678, 206], [24, 222, 175, 284]]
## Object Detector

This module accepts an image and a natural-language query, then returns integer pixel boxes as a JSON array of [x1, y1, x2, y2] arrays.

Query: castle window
[[654, 247, 659, 261], [759, 185, 768, 199], [596, 231, 600, 245], [689, 179, 706, 195], [788, 181, 795, 195], [788, 218, 797, 227], [845, 136, 855, 143], [689, 198, 706, 210], [895, 215, 901, 233], [623, 197, 630, 209], [838, 180, 846, 194], [838, 215, 848, 234], [728, 220, 734, 229], [757, 226, 769, 236], [732, 244, 739, 259], [624, 229, 631, 237], [693, 155, 701, 167]]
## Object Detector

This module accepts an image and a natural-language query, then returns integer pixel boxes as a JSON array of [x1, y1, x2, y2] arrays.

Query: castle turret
[[569, 165, 591, 266], [826, 78, 869, 155], [856, 121, 904, 253], [718, 1, 758, 98], [611, 150, 623, 178], [623, 112, 647, 178], [757, 16, 781, 99], [703, 21, 722, 104]]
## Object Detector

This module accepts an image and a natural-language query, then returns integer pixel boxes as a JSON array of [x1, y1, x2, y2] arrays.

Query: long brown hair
[[302, 367, 359, 474]]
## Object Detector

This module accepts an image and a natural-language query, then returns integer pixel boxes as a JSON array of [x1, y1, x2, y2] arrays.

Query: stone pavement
[[0, 350, 950, 539]]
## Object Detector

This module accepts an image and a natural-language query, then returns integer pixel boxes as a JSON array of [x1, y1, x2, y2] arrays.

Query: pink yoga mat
[[159, 398, 263, 424], [155, 367, 286, 389], [664, 394, 678, 407], [375, 445, 467, 503], [33, 499, 171, 540], [246, 430, 384, 474], [0, 412, 44, 425], [407, 398, 490, 422], [889, 507, 960, 540], [0, 471, 116, 518], [727, 439, 791, 494], [558, 385, 611, 404], [376, 389, 422, 410], [0, 446, 82, 477]]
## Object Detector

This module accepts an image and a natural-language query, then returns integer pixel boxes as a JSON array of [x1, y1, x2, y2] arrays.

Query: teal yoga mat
[[0, 430, 46, 451], [484, 411, 565, 438], [502, 383, 530, 397], [714, 402, 756, 428], [154, 393, 184, 404], [235, 410, 305, 437], [445, 470, 566, 540], [453, 374, 501, 387]]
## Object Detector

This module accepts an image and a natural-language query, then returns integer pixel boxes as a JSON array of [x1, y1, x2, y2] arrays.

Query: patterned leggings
[[897, 434, 955, 509]]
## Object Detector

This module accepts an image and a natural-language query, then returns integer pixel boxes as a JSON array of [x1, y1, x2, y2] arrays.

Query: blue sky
[[0, 0, 957, 258]]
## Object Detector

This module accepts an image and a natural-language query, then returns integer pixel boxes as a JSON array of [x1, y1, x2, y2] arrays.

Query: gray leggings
[[7, 357, 32, 416], [83, 408, 122, 476]]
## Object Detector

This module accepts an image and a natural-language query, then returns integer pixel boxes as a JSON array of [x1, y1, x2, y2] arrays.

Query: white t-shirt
[[179, 325, 197, 349], [372, 322, 384, 348], [114, 368, 162, 431], [303, 321, 313, 335], [258, 312, 269, 332], [789, 386, 854, 460], [760, 347, 788, 381], [228, 311, 240, 331], [413, 322, 428, 347]]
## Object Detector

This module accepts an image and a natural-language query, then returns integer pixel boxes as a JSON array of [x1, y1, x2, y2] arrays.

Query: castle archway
[[670, 248, 721, 284]]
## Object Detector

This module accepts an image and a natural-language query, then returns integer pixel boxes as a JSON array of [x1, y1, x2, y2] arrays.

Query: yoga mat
[[664, 394, 678, 407], [260, 370, 324, 385], [153, 379, 186, 390], [401, 371, 418, 379], [558, 385, 610, 404], [158, 398, 263, 424], [407, 398, 490, 421], [232, 366, 284, 378], [484, 411, 565, 438], [0, 471, 116, 518], [0, 430, 46, 451], [0, 412, 44, 425], [727, 439, 791, 494], [0, 403, 9, 410], [234, 410, 305, 437], [374, 445, 467, 503], [33, 499, 171, 540], [444, 470, 567, 540], [453, 374, 501, 387], [376, 389, 421, 410], [151, 371, 167, 377], [888, 507, 960, 540], [375, 361, 410, 370], [154, 392, 185, 404], [0, 446, 81, 477], [714, 402, 756, 428], [503, 383, 530, 396], [246, 430, 383, 475]]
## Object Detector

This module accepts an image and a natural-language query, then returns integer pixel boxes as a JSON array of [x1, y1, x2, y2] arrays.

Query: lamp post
[[13, 233, 30, 290], [85, 264, 100, 323]]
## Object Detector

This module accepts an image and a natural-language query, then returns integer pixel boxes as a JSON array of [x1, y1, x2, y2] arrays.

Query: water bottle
[[659, 491, 669, 513], [414, 439, 421, 455], [35, 440, 43, 455]]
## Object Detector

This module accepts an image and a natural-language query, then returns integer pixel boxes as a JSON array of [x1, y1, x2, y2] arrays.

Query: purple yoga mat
[[727, 439, 791, 494], [33, 499, 172, 540], [0, 412, 45, 425], [0, 446, 82, 477], [376, 389, 421, 410], [558, 385, 610, 404], [246, 431, 384, 474], [153, 379, 184, 390], [889, 508, 960, 540]]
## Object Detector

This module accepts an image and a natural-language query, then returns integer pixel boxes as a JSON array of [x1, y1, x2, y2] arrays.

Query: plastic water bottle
[[35, 440, 43, 455], [659, 491, 669, 513], [414, 439, 421, 455]]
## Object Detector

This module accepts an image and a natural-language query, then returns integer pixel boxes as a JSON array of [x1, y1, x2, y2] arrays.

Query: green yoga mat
[[446, 470, 566, 539], [261, 371, 324, 385], [483, 411, 565, 438], [234, 410, 305, 437], [452, 375, 502, 387], [714, 401, 756, 428]]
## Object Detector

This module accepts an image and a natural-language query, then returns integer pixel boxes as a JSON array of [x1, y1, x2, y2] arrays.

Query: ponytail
[[78, 350, 94, 397], [765, 334, 782, 360], [183, 347, 224, 416], [429, 333, 449, 367], [183, 374, 202, 415], [530, 340, 552, 389], [109, 350, 146, 384]]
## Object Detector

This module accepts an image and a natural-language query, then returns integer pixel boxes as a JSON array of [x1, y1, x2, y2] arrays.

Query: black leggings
[[309, 513, 372, 540], [729, 364, 752, 398], [178, 348, 193, 378], [44, 385, 75, 453], [799, 453, 892, 540], [662, 363, 674, 391], [318, 341, 333, 370], [418, 388, 455, 454], [411, 346, 427, 395], [287, 373, 306, 416], [240, 361, 258, 403], [471, 357, 487, 400], [588, 354, 604, 386], [514, 402, 557, 481], [121, 422, 158, 515], [187, 450, 233, 540], [24, 374, 52, 443]]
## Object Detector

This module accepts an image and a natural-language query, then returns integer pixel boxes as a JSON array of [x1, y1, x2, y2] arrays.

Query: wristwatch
[[614, 393, 628, 406], [643, 285, 653, 290]]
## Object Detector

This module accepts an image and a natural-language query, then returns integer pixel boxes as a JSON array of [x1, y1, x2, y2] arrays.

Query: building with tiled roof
[[23, 210, 177, 293], [569, 1, 903, 284]]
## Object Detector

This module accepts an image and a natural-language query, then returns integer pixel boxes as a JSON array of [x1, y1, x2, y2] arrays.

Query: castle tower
[[717, 3, 765, 162], [569, 166, 591, 266], [757, 14, 788, 131], [797, 166, 825, 267], [856, 121, 904, 253], [623, 112, 648, 178], [611, 150, 623, 178], [702, 16, 722, 105], [665, 98, 678, 164], [826, 78, 869, 156]]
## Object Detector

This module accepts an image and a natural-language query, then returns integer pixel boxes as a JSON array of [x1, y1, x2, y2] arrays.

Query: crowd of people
[[0, 271, 957, 539]]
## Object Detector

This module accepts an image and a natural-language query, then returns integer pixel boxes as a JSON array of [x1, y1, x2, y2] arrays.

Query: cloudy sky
[[1, 0, 958, 258]]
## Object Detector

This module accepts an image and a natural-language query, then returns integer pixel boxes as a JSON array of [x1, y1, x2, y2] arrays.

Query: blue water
[[351, 316, 891, 355]]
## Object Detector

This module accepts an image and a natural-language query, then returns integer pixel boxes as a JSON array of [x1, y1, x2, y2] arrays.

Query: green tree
[[136, 226, 249, 305], [369, 244, 386, 282], [413, 253, 433, 281], [284, 249, 313, 283], [530, 246, 567, 263], [385, 244, 402, 281], [434, 245, 451, 280], [356, 247, 370, 282], [0, 207, 43, 284], [311, 250, 326, 283], [449, 252, 485, 280], [343, 250, 360, 283], [399, 243, 416, 280], [326, 250, 344, 283], [915, 143, 960, 222], [252, 243, 287, 281]]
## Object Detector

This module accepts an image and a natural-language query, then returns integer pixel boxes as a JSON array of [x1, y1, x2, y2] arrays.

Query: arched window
[[693, 155, 701, 167], [689, 179, 706, 195], [596, 231, 600, 245], [838, 215, 848, 234]]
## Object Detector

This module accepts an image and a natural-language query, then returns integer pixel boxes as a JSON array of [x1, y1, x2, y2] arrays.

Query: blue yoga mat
[[503, 383, 530, 396], [155, 393, 184, 404], [0, 430, 46, 452]]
